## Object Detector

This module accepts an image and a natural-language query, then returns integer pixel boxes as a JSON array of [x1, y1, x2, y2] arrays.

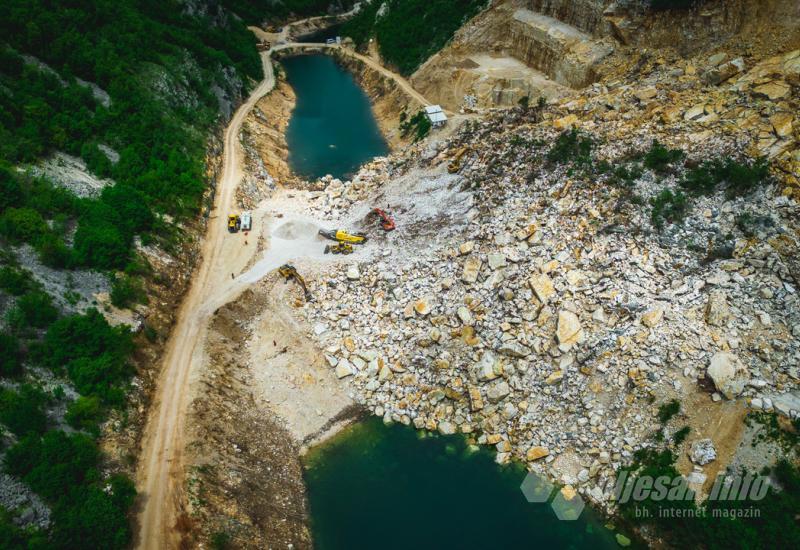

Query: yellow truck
[[318, 229, 367, 244], [324, 242, 354, 255], [228, 214, 241, 233]]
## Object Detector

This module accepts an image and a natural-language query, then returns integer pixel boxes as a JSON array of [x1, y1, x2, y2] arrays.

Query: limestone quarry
[[132, 0, 800, 547]]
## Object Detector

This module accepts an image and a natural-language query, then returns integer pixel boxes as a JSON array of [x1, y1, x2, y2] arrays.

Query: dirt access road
[[135, 22, 441, 549], [272, 42, 436, 108], [135, 49, 277, 549]]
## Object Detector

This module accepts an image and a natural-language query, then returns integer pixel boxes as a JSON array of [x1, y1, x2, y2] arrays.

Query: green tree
[[0, 384, 49, 437], [4, 431, 99, 502], [0, 207, 48, 244], [51, 486, 133, 550], [110, 274, 147, 309], [73, 220, 128, 269], [7, 290, 59, 330], [65, 396, 104, 433], [0, 332, 23, 377], [80, 142, 113, 179], [0, 164, 24, 210], [39, 309, 133, 405], [100, 184, 154, 236], [37, 233, 74, 269], [0, 266, 34, 296]]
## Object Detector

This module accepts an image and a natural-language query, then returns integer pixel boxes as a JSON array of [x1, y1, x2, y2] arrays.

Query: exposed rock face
[[631, 0, 800, 55], [510, 9, 614, 88], [556, 310, 584, 350], [526, 445, 550, 461], [28, 152, 114, 198], [409, 0, 597, 110], [527, 0, 611, 37], [641, 307, 664, 328], [529, 272, 556, 303], [705, 291, 731, 327], [462, 257, 483, 283], [472, 352, 504, 382], [411, 0, 800, 112]]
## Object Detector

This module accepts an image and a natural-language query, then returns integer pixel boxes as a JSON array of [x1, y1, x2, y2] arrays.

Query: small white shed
[[425, 105, 448, 128]]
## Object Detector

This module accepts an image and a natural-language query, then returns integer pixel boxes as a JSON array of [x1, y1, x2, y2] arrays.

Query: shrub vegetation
[[619, 434, 800, 549], [643, 140, 684, 173], [650, 188, 688, 230], [547, 128, 595, 167]]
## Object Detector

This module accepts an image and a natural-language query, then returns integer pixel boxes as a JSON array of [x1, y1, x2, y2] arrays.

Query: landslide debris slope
[[246, 0, 800, 545], [140, 0, 800, 548]]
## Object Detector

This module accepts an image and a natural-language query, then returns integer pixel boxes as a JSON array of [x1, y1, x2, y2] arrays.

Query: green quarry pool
[[303, 418, 623, 550], [281, 54, 389, 181]]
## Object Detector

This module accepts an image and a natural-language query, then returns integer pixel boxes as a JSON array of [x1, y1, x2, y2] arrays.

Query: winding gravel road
[[135, 32, 436, 549]]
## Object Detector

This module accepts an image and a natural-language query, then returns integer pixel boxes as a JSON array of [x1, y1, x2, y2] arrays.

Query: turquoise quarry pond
[[303, 418, 621, 550], [283, 55, 622, 549], [281, 54, 389, 181]]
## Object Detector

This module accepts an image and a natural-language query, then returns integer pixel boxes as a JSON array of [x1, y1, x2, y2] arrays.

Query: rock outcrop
[[527, 0, 611, 36], [510, 8, 614, 88]]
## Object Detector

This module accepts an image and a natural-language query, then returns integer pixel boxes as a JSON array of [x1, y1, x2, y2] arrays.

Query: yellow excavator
[[318, 229, 367, 244], [278, 264, 312, 302], [448, 147, 469, 174]]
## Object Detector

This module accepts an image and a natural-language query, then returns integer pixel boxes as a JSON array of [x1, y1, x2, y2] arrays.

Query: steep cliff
[[509, 8, 614, 88], [411, 0, 614, 109], [527, 0, 612, 36], [607, 0, 800, 54], [412, 0, 800, 111]]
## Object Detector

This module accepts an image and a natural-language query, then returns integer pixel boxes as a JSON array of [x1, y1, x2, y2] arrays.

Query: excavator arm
[[278, 264, 312, 302]]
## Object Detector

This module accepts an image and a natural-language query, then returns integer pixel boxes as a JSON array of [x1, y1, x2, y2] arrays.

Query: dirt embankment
[[183, 271, 358, 548], [182, 286, 312, 549], [241, 76, 301, 193]]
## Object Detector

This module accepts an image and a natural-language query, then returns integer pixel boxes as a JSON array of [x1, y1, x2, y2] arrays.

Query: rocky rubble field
[[282, 50, 800, 512]]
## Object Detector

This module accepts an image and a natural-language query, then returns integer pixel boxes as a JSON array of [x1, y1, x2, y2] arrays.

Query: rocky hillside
[[410, 0, 800, 111], [235, 0, 799, 546]]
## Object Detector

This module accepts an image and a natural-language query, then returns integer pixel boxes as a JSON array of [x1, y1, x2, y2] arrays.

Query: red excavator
[[368, 208, 396, 231]]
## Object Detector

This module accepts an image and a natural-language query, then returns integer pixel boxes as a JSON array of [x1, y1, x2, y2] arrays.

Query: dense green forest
[[0, 0, 264, 271], [221, 0, 355, 23], [340, 0, 487, 75], [0, 0, 346, 548]]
